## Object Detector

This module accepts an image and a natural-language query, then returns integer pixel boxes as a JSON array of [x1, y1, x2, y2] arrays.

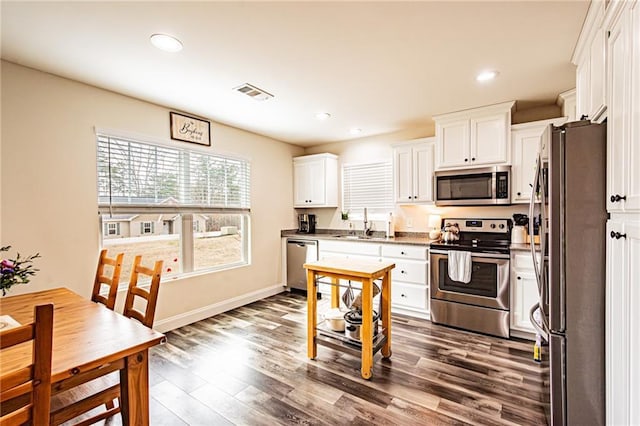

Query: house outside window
[[97, 132, 251, 281]]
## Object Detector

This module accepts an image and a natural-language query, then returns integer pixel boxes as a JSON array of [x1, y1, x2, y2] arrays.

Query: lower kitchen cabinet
[[510, 250, 540, 339], [317, 240, 430, 319], [381, 244, 429, 319], [606, 216, 640, 425]]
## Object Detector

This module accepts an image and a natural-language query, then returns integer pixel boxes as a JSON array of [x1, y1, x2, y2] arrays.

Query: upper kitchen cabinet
[[293, 153, 338, 208], [557, 89, 577, 122], [393, 138, 435, 204], [606, 0, 640, 213], [574, 1, 607, 123], [511, 117, 567, 203], [434, 101, 515, 170]]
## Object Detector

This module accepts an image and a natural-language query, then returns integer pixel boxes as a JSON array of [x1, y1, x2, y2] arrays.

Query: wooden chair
[[90, 249, 124, 310], [123, 255, 163, 328], [50, 256, 163, 425], [0, 304, 54, 426]]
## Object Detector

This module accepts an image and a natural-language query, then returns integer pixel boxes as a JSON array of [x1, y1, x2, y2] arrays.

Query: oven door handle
[[429, 249, 510, 259]]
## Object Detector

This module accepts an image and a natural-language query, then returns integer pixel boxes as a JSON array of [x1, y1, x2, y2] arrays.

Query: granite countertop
[[281, 229, 435, 247]]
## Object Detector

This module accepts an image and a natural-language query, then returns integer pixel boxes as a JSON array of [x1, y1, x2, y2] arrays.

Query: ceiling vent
[[234, 83, 274, 101]]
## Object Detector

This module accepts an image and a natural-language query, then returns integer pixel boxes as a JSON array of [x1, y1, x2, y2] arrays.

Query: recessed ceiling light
[[150, 34, 183, 52], [349, 128, 362, 135], [315, 112, 331, 120], [476, 70, 499, 82]]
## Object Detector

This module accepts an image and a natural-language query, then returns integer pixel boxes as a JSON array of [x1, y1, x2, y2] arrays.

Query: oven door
[[430, 250, 510, 310]]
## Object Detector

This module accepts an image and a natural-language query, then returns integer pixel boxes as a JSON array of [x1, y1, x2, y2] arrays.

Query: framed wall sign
[[170, 112, 211, 146]]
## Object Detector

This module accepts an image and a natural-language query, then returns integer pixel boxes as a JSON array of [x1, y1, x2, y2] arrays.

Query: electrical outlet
[[406, 218, 413, 228]]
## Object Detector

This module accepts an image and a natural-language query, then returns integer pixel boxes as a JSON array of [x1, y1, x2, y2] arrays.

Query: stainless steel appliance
[[297, 213, 316, 233], [529, 120, 606, 425], [286, 238, 318, 291], [434, 166, 511, 206], [430, 218, 511, 338]]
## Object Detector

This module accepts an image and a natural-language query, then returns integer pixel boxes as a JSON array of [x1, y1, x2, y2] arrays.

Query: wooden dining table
[[0, 287, 165, 425]]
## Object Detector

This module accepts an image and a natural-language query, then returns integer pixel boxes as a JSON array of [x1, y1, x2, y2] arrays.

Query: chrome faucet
[[363, 208, 372, 236]]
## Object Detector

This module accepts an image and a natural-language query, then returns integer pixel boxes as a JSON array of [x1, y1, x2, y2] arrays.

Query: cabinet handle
[[610, 194, 627, 202], [464, 158, 469, 162], [471, 157, 476, 161], [517, 192, 521, 196], [401, 251, 406, 255], [517, 276, 521, 280], [610, 231, 627, 240], [401, 270, 406, 274], [401, 293, 406, 298]]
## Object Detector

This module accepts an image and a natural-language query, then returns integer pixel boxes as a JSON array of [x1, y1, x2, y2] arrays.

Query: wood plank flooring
[[89, 292, 550, 425]]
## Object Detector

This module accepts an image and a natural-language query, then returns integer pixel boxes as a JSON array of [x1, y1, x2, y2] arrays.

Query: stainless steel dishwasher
[[286, 239, 318, 291]]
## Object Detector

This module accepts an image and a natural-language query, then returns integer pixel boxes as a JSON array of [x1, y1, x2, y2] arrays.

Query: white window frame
[[96, 131, 251, 278], [106, 222, 120, 236], [342, 161, 394, 220], [141, 221, 154, 235]]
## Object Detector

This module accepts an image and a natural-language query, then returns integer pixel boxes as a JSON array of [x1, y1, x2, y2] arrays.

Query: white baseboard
[[153, 284, 285, 333]]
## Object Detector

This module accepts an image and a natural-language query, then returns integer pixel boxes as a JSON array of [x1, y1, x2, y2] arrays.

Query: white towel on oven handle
[[448, 250, 472, 283]]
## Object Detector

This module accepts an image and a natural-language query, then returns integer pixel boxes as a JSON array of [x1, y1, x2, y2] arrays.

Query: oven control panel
[[443, 218, 510, 233]]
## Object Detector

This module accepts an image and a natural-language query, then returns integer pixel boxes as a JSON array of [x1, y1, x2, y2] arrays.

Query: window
[[342, 162, 393, 217], [97, 133, 251, 279], [141, 221, 154, 235], [105, 222, 120, 236]]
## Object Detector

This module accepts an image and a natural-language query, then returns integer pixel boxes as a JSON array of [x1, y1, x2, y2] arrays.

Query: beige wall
[[0, 61, 304, 325]]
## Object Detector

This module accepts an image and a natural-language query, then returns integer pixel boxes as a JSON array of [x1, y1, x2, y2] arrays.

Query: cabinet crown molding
[[294, 152, 338, 161], [572, 0, 605, 64], [511, 117, 567, 131], [432, 100, 516, 122], [391, 136, 435, 148]]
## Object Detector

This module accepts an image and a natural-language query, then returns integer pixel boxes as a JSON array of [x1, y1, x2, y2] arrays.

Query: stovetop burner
[[430, 218, 513, 254]]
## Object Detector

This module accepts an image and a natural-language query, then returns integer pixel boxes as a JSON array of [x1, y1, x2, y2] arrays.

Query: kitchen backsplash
[[300, 204, 530, 233]]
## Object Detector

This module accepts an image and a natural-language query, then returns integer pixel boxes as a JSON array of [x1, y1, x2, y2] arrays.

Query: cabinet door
[[512, 128, 542, 203], [605, 218, 640, 426], [471, 113, 509, 165], [412, 142, 434, 202], [629, 1, 640, 212], [607, 8, 630, 213], [511, 270, 538, 333], [437, 119, 469, 168], [589, 26, 607, 122], [306, 158, 326, 205], [394, 145, 414, 203], [576, 55, 591, 121], [293, 161, 311, 206]]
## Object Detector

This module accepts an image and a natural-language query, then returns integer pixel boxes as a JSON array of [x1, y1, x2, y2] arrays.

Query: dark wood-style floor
[[93, 292, 549, 425]]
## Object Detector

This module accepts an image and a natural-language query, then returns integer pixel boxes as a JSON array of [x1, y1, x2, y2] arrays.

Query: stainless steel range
[[430, 218, 511, 338]]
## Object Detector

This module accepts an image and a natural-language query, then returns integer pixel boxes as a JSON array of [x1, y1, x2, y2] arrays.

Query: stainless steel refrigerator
[[529, 120, 606, 426]]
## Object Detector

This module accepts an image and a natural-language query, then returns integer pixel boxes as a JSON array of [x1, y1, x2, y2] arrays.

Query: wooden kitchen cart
[[304, 258, 395, 379]]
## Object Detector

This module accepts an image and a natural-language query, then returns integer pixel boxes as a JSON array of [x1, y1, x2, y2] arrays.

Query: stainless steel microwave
[[434, 166, 511, 206]]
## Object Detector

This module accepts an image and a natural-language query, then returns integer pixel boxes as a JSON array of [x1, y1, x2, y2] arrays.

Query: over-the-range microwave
[[434, 166, 511, 206]]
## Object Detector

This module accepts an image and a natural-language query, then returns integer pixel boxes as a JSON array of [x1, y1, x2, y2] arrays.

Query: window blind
[[97, 134, 250, 213], [342, 162, 393, 212]]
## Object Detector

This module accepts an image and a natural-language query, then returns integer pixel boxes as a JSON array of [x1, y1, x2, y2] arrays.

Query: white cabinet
[[557, 89, 577, 122], [317, 240, 430, 319], [606, 217, 640, 426], [293, 153, 338, 208], [606, 1, 640, 213], [381, 244, 429, 319], [434, 101, 515, 170], [393, 138, 435, 204], [511, 118, 566, 203], [574, 1, 607, 123], [510, 251, 540, 338]]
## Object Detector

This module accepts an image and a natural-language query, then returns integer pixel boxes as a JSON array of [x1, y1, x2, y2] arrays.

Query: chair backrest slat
[[0, 303, 54, 426], [91, 249, 124, 310], [123, 255, 163, 328]]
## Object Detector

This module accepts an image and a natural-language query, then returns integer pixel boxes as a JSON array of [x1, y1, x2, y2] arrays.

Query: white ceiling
[[1, 1, 589, 147]]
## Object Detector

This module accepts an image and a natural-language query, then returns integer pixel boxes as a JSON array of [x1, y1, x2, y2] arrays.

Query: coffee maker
[[298, 214, 316, 234]]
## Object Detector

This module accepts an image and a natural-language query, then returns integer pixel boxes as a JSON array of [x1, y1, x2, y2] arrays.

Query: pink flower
[[1, 259, 15, 268]]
